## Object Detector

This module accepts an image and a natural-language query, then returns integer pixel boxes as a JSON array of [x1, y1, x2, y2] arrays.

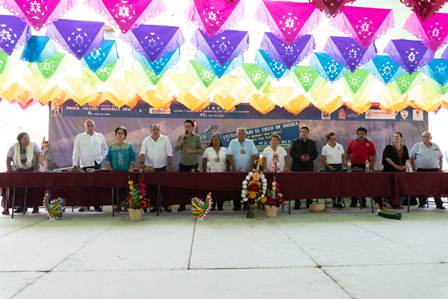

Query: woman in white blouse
[[262, 133, 287, 173], [202, 133, 228, 210]]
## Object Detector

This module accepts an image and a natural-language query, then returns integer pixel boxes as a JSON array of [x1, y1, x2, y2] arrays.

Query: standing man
[[175, 120, 204, 212], [139, 123, 174, 212], [321, 132, 346, 209], [410, 131, 444, 209], [289, 126, 318, 209], [346, 127, 376, 208], [227, 127, 258, 211], [72, 119, 108, 212]]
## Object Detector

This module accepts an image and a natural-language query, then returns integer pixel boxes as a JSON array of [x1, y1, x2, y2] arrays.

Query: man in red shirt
[[346, 127, 376, 208]]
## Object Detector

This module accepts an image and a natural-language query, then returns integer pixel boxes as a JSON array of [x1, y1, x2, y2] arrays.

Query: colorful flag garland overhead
[[0, 0, 446, 114]]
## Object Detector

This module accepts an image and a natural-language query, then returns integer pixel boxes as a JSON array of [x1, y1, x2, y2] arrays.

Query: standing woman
[[262, 133, 287, 173], [202, 133, 228, 210], [106, 126, 136, 211], [381, 132, 409, 208], [106, 126, 136, 172]]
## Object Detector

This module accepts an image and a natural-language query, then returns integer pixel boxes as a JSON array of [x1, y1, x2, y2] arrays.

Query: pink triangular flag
[[3, 0, 74, 30], [258, 0, 319, 44], [86, 0, 166, 34], [404, 12, 448, 52], [333, 6, 394, 48], [190, 0, 243, 36]]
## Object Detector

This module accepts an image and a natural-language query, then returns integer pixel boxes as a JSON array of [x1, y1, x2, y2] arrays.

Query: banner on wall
[[49, 101, 428, 169]]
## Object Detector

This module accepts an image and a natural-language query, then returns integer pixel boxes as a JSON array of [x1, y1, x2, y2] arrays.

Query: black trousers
[[416, 168, 443, 207], [11, 168, 39, 211], [292, 168, 314, 208], [326, 164, 344, 205], [81, 162, 102, 209], [154, 166, 171, 210], [350, 164, 367, 206], [178, 164, 199, 209]]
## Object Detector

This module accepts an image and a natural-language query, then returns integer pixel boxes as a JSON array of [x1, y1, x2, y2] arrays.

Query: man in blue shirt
[[227, 127, 258, 210]]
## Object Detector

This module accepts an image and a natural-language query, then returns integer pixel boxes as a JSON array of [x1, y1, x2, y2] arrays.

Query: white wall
[[429, 109, 448, 170], [0, 101, 49, 172]]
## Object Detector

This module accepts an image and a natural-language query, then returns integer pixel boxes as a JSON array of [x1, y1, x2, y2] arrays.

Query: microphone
[[184, 131, 188, 141]]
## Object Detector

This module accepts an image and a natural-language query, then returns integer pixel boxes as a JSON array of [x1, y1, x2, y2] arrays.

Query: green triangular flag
[[242, 63, 269, 90], [343, 69, 369, 93], [293, 66, 319, 92], [440, 84, 448, 94], [139, 61, 164, 85], [190, 60, 215, 87], [37, 53, 64, 79], [95, 63, 116, 82], [0, 51, 8, 74], [395, 72, 419, 94]]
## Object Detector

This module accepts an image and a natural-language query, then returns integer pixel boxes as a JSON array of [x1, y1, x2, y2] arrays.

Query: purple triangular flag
[[192, 29, 248, 65], [46, 19, 104, 60], [324, 36, 376, 72], [125, 24, 184, 62], [0, 14, 30, 55], [442, 46, 448, 60], [384, 39, 434, 74], [261, 33, 315, 69]]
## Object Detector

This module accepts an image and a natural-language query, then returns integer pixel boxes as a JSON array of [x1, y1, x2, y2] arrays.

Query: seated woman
[[381, 132, 409, 209], [106, 126, 136, 211], [202, 133, 228, 211], [4, 132, 42, 214]]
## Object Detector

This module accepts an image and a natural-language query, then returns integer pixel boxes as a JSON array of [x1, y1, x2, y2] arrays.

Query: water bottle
[[405, 161, 412, 172], [365, 160, 370, 172], [347, 161, 351, 173]]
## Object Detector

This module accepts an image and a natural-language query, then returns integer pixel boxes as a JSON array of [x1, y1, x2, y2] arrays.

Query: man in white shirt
[[139, 123, 174, 212], [410, 131, 444, 209], [139, 124, 174, 172], [321, 132, 346, 171], [320, 132, 346, 209], [72, 119, 108, 212]]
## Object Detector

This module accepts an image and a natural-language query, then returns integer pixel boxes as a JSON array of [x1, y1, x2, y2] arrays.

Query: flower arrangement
[[192, 192, 213, 219], [241, 154, 268, 205], [263, 177, 284, 208], [122, 177, 149, 210], [43, 191, 65, 219]]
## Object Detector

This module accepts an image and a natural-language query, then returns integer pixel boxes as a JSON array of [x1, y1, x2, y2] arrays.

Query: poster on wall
[[49, 101, 428, 170]]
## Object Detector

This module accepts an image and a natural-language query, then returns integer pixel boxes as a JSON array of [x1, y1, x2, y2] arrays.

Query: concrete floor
[[1, 204, 448, 299]]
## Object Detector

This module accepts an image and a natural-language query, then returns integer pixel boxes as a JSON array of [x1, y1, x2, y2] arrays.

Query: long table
[[1, 171, 447, 218]]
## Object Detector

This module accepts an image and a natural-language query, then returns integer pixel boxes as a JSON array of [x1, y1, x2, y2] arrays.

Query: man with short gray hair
[[72, 119, 108, 212], [227, 127, 258, 211], [410, 131, 444, 209]]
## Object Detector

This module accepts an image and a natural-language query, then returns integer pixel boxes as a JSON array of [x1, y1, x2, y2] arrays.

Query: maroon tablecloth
[[276, 172, 394, 199], [393, 172, 446, 197], [1, 172, 447, 208]]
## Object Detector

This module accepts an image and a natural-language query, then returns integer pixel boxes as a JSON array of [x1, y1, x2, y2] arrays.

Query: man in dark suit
[[289, 126, 318, 209]]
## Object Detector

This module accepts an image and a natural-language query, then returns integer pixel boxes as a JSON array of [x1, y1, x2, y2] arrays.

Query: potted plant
[[263, 177, 284, 218], [122, 177, 149, 221]]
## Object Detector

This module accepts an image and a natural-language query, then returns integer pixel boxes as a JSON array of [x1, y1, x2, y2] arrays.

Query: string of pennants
[[0, 0, 448, 114]]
